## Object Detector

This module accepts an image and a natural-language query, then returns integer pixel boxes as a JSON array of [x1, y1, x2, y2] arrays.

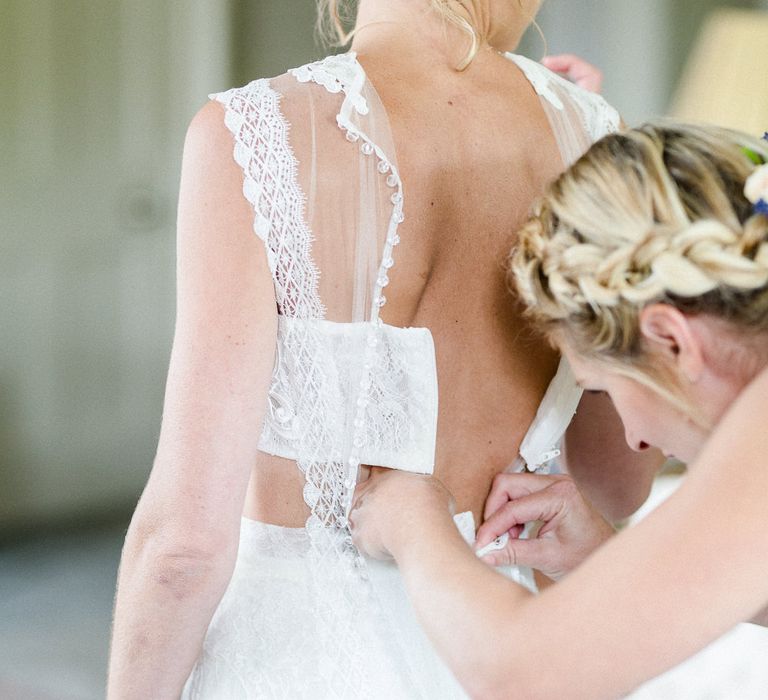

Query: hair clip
[[743, 146, 764, 165]]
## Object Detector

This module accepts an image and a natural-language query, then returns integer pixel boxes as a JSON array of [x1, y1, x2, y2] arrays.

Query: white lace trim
[[210, 81, 326, 320], [210, 84, 375, 695], [212, 60, 400, 697], [290, 53, 370, 117], [288, 50, 422, 511]]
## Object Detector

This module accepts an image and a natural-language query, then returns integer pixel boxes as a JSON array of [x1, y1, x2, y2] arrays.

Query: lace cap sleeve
[[209, 81, 276, 248]]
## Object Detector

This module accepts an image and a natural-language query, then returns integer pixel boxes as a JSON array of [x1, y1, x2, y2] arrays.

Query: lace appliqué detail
[[210, 81, 325, 320], [290, 52, 370, 117], [361, 325, 437, 468]]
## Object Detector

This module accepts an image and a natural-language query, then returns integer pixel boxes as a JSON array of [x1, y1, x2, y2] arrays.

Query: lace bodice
[[258, 317, 438, 474]]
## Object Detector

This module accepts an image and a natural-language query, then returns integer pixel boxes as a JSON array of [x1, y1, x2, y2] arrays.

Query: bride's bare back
[[359, 49, 564, 513], [243, 46, 565, 525]]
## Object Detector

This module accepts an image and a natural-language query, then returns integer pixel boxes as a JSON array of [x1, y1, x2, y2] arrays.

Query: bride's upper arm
[[129, 100, 278, 554]]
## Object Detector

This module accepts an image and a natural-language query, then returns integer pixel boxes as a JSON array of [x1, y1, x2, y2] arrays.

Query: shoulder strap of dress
[[506, 53, 621, 144], [501, 55, 623, 471], [209, 80, 276, 249], [516, 357, 581, 472]]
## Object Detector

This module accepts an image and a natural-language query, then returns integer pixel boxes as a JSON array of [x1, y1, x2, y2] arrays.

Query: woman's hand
[[350, 468, 454, 560], [476, 473, 615, 580], [542, 54, 603, 93]]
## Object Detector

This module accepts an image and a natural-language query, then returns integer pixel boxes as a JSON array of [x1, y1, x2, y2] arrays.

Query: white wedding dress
[[181, 52, 621, 699]]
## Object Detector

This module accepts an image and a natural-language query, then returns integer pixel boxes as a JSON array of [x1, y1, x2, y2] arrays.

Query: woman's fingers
[[477, 487, 563, 547], [479, 475, 616, 579], [541, 53, 578, 71], [542, 53, 603, 93], [483, 472, 562, 520], [351, 471, 455, 559]]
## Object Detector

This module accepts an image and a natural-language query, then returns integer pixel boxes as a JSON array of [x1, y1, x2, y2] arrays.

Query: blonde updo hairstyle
[[316, 1, 529, 70], [511, 122, 768, 423]]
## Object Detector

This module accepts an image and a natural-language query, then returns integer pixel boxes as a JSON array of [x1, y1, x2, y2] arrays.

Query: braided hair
[[511, 122, 768, 418]]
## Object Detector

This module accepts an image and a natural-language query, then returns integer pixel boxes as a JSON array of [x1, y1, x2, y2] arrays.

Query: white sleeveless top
[[182, 52, 621, 699]]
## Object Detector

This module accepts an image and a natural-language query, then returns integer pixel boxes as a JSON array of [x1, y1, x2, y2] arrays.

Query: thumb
[[481, 537, 554, 570]]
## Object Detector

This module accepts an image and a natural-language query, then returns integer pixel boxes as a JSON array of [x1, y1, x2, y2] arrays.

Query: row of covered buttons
[[346, 323, 380, 485], [341, 128, 406, 578], [345, 131, 405, 312]]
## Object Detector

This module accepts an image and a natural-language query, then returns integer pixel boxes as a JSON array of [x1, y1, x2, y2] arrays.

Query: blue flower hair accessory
[[743, 132, 768, 216]]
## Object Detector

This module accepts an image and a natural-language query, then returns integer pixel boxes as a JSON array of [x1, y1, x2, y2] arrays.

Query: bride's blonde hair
[[316, 1, 533, 70], [511, 122, 768, 421]]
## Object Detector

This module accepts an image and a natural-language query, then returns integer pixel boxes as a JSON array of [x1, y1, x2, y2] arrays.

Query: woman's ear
[[638, 304, 705, 382]]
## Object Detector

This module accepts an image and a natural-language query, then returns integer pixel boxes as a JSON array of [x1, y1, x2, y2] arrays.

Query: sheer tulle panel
[[507, 53, 620, 168], [539, 92, 592, 168], [272, 73, 396, 324], [549, 80, 620, 166]]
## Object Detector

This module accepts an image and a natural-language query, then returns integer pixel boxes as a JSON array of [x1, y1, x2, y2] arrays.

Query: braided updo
[[513, 122, 768, 351], [511, 122, 768, 416]]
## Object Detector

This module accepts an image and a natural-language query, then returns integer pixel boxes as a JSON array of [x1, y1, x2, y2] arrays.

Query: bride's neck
[[351, 0, 531, 60]]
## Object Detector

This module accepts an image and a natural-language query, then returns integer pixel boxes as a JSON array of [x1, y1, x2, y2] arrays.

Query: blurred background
[[2, 1, 767, 698]]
